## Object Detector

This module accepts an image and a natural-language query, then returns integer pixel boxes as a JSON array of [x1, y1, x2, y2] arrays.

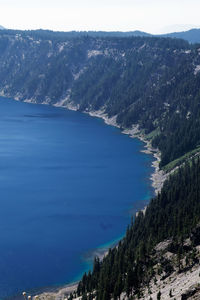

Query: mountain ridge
[[162, 28, 200, 43], [0, 26, 200, 43]]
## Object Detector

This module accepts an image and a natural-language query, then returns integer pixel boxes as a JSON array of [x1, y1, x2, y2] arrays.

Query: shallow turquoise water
[[0, 96, 154, 298]]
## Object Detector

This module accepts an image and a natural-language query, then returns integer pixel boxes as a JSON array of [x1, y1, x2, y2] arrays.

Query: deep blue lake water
[[0, 96, 154, 298]]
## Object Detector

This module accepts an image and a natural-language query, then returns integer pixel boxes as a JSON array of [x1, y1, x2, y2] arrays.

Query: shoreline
[[68, 105, 167, 196], [31, 236, 123, 300], [82, 107, 167, 196]]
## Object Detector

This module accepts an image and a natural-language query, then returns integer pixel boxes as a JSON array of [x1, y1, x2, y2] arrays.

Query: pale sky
[[0, 0, 200, 34]]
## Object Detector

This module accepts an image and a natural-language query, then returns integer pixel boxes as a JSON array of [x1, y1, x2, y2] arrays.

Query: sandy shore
[[121, 126, 165, 195]]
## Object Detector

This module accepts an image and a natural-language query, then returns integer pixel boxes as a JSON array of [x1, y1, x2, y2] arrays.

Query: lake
[[0, 96, 154, 298]]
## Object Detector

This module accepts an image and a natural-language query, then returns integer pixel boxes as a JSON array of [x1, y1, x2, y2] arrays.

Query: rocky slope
[[32, 228, 200, 300]]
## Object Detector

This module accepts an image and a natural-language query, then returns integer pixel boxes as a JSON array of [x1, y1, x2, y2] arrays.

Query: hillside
[[0, 30, 200, 167], [71, 158, 200, 300], [1, 30, 200, 299]]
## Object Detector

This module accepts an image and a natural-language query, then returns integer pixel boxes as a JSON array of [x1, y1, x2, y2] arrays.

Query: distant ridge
[[63, 28, 200, 43], [29, 29, 152, 38], [1, 26, 199, 43], [26, 28, 200, 43], [74, 30, 151, 37], [161, 28, 200, 44], [85, 28, 200, 43]]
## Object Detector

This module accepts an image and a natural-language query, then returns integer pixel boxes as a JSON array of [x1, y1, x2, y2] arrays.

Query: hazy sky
[[0, 0, 200, 34]]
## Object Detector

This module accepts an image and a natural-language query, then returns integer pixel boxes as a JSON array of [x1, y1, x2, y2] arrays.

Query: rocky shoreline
[[85, 107, 167, 196]]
